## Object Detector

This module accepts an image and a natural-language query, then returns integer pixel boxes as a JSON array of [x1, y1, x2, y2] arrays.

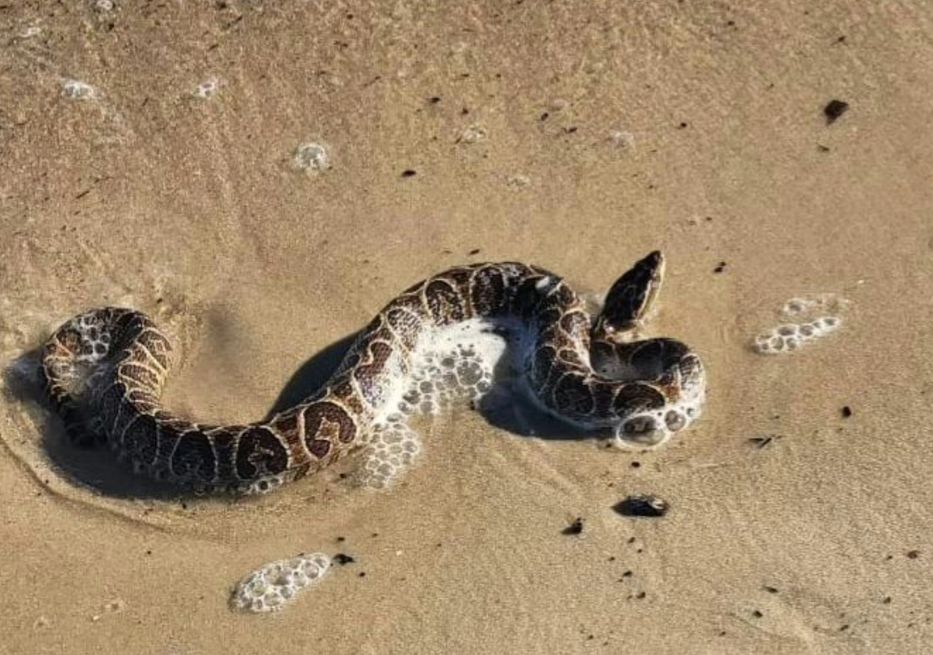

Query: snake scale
[[39, 251, 706, 494]]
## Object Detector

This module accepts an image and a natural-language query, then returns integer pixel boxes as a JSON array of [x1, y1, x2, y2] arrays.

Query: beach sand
[[1, 1, 932, 653]]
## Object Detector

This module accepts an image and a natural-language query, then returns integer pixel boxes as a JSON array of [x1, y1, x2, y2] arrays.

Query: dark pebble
[[562, 517, 584, 535], [907, 550, 920, 559], [841, 406, 852, 418], [468, 248, 481, 255], [613, 495, 669, 518], [401, 169, 417, 178], [752, 610, 763, 618], [713, 261, 727, 274], [333, 553, 355, 565], [883, 596, 892, 604], [764, 585, 779, 594], [358, 572, 366, 578], [428, 96, 441, 103], [336, 536, 346, 543], [630, 461, 641, 468], [824, 99, 849, 124]]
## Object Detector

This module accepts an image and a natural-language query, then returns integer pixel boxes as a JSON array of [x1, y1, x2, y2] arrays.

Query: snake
[[38, 251, 706, 494]]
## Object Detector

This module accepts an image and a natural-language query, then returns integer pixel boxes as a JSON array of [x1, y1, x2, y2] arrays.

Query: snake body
[[39, 252, 705, 494]]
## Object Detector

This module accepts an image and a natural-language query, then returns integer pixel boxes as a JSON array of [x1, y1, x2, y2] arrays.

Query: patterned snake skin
[[39, 252, 706, 494]]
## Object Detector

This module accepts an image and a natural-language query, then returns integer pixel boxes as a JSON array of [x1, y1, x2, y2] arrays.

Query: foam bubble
[[193, 77, 220, 99], [293, 142, 330, 173], [753, 294, 848, 355], [458, 124, 487, 144], [231, 553, 331, 613], [61, 80, 97, 101]]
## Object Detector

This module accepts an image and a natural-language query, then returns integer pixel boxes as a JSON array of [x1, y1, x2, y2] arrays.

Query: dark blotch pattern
[[235, 426, 289, 479], [170, 430, 217, 481]]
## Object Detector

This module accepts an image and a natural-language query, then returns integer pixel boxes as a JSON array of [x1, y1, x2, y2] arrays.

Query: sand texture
[[2, 1, 932, 653]]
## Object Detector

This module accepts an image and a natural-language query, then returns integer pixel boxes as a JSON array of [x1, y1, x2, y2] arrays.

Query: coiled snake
[[39, 251, 706, 494]]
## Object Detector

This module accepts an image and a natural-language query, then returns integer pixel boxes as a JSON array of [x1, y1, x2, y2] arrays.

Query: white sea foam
[[753, 294, 849, 355], [231, 553, 331, 613]]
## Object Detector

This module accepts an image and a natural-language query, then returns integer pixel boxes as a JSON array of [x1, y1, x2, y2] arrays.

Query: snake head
[[593, 251, 665, 342]]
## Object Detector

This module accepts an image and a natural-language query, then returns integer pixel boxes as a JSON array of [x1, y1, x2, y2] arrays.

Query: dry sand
[[2, 1, 932, 653]]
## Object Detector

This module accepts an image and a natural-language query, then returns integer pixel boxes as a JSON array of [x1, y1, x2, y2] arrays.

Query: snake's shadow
[[4, 329, 594, 500]]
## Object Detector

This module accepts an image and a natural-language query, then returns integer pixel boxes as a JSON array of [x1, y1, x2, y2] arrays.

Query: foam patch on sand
[[753, 294, 849, 355], [232, 553, 331, 613], [358, 319, 507, 489]]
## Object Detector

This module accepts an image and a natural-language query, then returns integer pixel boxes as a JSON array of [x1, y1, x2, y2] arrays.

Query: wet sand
[[2, 2, 932, 653]]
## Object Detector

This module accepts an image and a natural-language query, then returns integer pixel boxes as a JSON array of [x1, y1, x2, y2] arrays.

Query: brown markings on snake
[[330, 375, 365, 414], [235, 426, 289, 479], [171, 429, 217, 481], [122, 414, 159, 468], [384, 297, 424, 349], [471, 266, 507, 316], [118, 363, 160, 391], [553, 373, 596, 416], [210, 430, 238, 482], [353, 325, 395, 406], [613, 383, 666, 414], [302, 401, 357, 453], [424, 278, 467, 325]]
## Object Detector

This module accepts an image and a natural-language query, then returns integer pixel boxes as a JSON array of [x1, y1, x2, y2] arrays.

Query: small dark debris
[[907, 550, 920, 559], [145, 549, 152, 556], [678, 122, 688, 129], [841, 406, 852, 418], [371, 532, 379, 537], [713, 261, 727, 274], [401, 169, 417, 178], [180, 502, 188, 510], [461, 107, 469, 115], [608, 556, 615, 562], [839, 624, 850, 632], [428, 96, 441, 104], [562, 517, 584, 535], [630, 461, 641, 469], [749, 435, 780, 449], [333, 553, 355, 565], [824, 100, 849, 124], [613, 495, 669, 518], [635, 591, 646, 599], [358, 572, 366, 578], [622, 570, 633, 578], [468, 248, 481, 256], [752, 610, 763, 618], [883, 596, 892, 604], [836, 35, 846, 43], [817, 144, 831, 152], [627, 536, 636, 544], [764, 585, 779, 594], [336, 536, 346, 543], [540, 112, 549, 121], [564, 126, 578, 134]]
